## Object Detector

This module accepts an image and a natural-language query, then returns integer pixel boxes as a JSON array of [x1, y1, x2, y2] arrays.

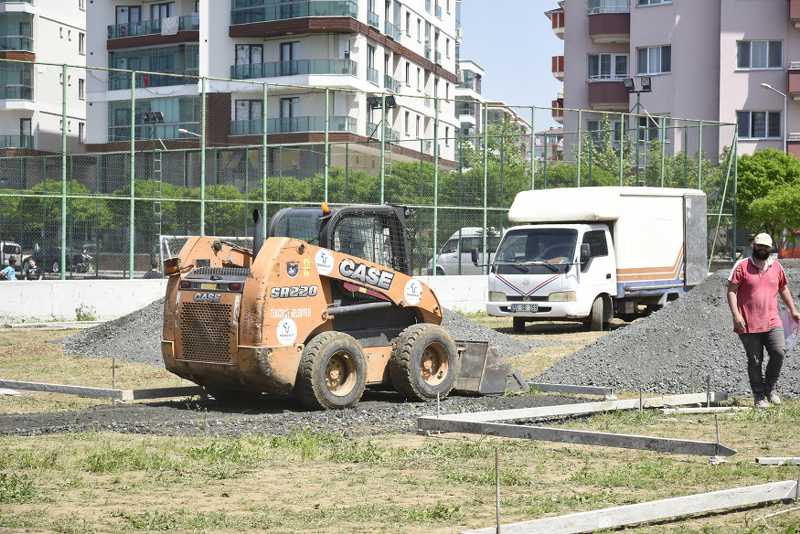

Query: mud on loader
[[161, 204, 523, 409]]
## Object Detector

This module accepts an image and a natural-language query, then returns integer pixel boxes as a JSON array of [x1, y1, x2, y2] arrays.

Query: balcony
[[367, 67, 378, 85], [545, 7, 565, 39], [108, 71, 199, 90], [551, 97, 564, 123], [0, 134, 32, 149], [109, 45, 199, 89], [0, 35, 32, 51], [587, 80, 628, 111], [0, 12, 33, 52], [367, 10, 379, 28], [108, 14, 199, 39], [792, 0, 800, 28], [587, 0, 630, 44], [108, 122, 200, 142], [230, 116, 357, 135], [384, 74, 399, 92], [231, 59, 357, 79], [789, 64, 800, 100], [0, 0, 34, 3], [384, 20, 400, 40], [231, 0, 358, 24], [435, 51, 442, 64], [551, 55, 564, 81]]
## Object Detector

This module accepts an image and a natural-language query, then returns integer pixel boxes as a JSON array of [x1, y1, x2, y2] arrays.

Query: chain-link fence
[[0, 59, 738, 279]]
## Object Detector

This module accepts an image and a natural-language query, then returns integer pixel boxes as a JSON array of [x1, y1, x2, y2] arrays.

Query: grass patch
[[0, 472, 36, 503]]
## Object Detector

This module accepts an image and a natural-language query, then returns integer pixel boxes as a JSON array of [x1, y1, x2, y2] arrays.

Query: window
[[582, 231, 608, 258], [588, 53, 627, 80], [150, 2, 175, 21], [78, 78, 85, 100], [68, 29, 72, 41], [235, 99, 263, 123], [637, 116, 667, 142], [405, 12, 411, 35], [446, 38, 450, 58], [405, 111, 410, 136], [417, 18, 421, 42], [445, 126, 450, 146], [637, 45, 671, 74], [416, 115, 420, 137], [445, 82, 449, 100], [79, 32, 85, 55], [737, 111, 781, 139], [737, 41, 782, 69], [79, 122, 85, 143], [417, 67, 421, 91], [59, 27, 63, 38], [405, 62, 410, 84], [638, 0, 671, 5], [79, 0, 85, 10], [587, 120, 622, 144]]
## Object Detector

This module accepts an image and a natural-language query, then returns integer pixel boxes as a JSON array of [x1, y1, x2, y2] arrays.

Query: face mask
[[753, 248, 770, 260]]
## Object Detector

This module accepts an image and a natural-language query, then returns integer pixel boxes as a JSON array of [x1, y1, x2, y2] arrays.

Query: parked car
[[426, 228, 501, 275], [0, 241, 22, 272]]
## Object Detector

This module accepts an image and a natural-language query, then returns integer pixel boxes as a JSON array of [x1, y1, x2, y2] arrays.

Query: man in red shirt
[[727, 233, 800, 408]]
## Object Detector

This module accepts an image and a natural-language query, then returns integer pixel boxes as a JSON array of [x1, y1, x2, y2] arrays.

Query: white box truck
[[487, 187, 707, 331]]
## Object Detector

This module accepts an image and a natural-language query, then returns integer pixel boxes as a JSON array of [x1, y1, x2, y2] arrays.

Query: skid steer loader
[[161, 204, 523, 409]]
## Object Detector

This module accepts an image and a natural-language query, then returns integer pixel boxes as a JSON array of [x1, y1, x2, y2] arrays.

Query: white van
[[427, 227, 501, 275], [0, 241, 22, 272], [487, 187, 707, 331]]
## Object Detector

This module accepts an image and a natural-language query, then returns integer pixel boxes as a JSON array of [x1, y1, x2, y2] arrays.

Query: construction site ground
[[2, 320, 800, 532]]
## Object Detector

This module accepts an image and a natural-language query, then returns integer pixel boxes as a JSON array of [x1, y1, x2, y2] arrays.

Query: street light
[[760, 83, 788, 155], [624, 76, 653, 182], [178, 128, 201, 138]]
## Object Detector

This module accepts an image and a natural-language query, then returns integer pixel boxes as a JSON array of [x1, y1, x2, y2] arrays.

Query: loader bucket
[[453, 340, 527, 395]]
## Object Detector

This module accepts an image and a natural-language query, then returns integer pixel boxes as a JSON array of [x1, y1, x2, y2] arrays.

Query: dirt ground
[[1, 317, 800, 533]]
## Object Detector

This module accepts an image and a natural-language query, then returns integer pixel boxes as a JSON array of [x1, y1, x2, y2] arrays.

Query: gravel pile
[[0, 392, 578, 437], [65, 301, 541, 367], [537, 264, 800, 397]]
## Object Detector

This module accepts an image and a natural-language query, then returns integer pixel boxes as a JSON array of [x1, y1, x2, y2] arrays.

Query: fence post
[[200, 76, 207, 236], [433, 94, 440, 276], [324, 88, 330, 203], [619, 112, 625, 186], [530, 106, 535, 190], [543, 133, 548, 188], [698, 120, 704, 189], [482, 102, 489, 275], [732, 128, 738, 261], [60, 64, 68, 281], [683, 125, 689, 187], [128, 70, 136, 280], [380, 93, 386, 204], [576, 109, 582, 187], [261, 82, 268, 233], [660, 117, 666, 187]]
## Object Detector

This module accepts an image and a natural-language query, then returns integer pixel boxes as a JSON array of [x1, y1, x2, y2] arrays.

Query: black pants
[[739, 328, 785, 398]]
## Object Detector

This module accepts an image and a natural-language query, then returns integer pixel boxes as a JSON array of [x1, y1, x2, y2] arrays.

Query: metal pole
[[683, 125, 689, 188], [619, 112, 625, 186], [482, 103, 489, 274], [433, 94, 439, 276], [543, 133, 548, 188], [324, 88, 330, 202], [200, 76, 206, 236], [576, 109, 582, 187], [495, 447, 501, 534], [530, 106, 536, 189], [698, 120, 703, 189], [660, 117, 666, 187], [128, 70, 136, 279], [261, 83, 268, 233], [380, 93, 386, 204], [732, 128, 739, 261], [60, 64, 68, 281]]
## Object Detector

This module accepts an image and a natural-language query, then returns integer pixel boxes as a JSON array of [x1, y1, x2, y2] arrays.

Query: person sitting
[[143, 259, 162, 279], [24, 259, 43, 280], [0, 257, 18, 281]]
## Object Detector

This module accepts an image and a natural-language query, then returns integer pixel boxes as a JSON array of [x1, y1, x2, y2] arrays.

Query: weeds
[[0, 472, 35, 503]]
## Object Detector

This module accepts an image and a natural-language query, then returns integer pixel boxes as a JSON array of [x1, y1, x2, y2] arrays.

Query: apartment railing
[[0, 0, 34, 3], [0, 35, 33, 52], [108, 122, 200, 142], [108, 14, 199, 39], [0, 134, 33, 149], [0, 84, 32, 100], [230, 116, 357, 135], [384, 20, 400, 40], [367, 67, 379, 84], [587, 0, 630, 14], [179, 13, 200, 31], [367, 10, 380, 28], [367, 122, 400, 142], [435, 51, 442, 64], [231, 59, 357, 79], [231, 0, 358, 24], [384, 74, 399, 92], [108, 70, 199, 90]]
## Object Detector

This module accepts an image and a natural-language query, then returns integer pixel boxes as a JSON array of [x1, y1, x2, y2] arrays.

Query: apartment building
[[86, 0, 460, 165], [546, 0, 800, 158], [454, 59, 483, 142], [0, 0, 86, 154]]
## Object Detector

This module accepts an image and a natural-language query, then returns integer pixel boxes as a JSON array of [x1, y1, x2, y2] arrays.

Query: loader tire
[[294, 331, 367, 410], [512, 317, 526, 333], [584, 297, 605, 332], [389, 323, 460, 402]]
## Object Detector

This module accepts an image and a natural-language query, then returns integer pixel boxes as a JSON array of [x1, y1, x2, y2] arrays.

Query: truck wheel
[[512, 317, 527, 333], [389, 323, 460, 402], [584, 297, 605, 331], [295, 331, 367, 410]]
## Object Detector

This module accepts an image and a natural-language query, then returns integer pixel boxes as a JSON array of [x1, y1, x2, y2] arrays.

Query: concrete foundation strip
[[757, 457, 800, 466], [0, 379, 204, 401], [527, 382, 616, 399], [662, 407, 749, 415], [462, 480, 799, 534]]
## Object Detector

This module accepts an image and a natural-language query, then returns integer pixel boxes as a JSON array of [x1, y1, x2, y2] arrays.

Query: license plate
[[200, 283, 217, 290], [511, 303, 539, 313]]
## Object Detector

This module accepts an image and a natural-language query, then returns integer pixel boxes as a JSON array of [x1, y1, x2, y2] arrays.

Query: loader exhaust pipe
[[253, 209, 265, 258]]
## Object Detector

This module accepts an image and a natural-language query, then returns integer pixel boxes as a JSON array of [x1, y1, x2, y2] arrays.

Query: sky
[[459, 0, 562, 128]]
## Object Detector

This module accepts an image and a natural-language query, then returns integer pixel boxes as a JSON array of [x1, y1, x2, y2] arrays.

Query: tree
[[737, 149, 800, 232], [747, 184, 800, 245]]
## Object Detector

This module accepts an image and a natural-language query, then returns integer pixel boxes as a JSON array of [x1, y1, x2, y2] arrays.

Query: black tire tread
[[389, 323, 457, 402], [295, 331, 365, 410]]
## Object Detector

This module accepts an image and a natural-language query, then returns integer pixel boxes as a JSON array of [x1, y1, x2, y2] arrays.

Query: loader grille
[[178, 302, 233, 364]]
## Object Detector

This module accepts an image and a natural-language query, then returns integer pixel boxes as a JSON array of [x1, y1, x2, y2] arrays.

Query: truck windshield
[[493, 228, 577, 275]]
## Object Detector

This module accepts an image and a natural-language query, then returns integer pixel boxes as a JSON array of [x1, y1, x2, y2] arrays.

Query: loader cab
[[268, 205, 412, 275]]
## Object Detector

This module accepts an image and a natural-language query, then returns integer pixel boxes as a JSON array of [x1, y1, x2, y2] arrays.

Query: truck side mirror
[[470, 249, 479, 266], [580, 243, 591, 264]]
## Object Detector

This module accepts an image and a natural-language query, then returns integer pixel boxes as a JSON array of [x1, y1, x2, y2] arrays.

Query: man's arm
[[779, 285, 800, 322], [727, 282, 747, 332]]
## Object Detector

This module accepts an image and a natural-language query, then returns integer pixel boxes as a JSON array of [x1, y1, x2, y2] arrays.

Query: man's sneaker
[[755, 397, 770, 409], [768, 392, 782, 406]]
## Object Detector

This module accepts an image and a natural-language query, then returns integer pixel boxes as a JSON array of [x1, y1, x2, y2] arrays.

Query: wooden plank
[[418, 419, 736, 457], [123, 386, 205, 401], [528, 383, 614, 397], [662, 407, 748, 415], [0, 379, 123, 400], [463, 480, 797, 534], [757, 457, 800, 466], [426, 392, 725, 423]]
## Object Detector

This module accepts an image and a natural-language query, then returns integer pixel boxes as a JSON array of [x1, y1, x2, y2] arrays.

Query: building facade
[[546, 0, 800, 158], [0, 0, 86, 154], [87, 0, 459, 164], [454, 59, 483, 143]]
